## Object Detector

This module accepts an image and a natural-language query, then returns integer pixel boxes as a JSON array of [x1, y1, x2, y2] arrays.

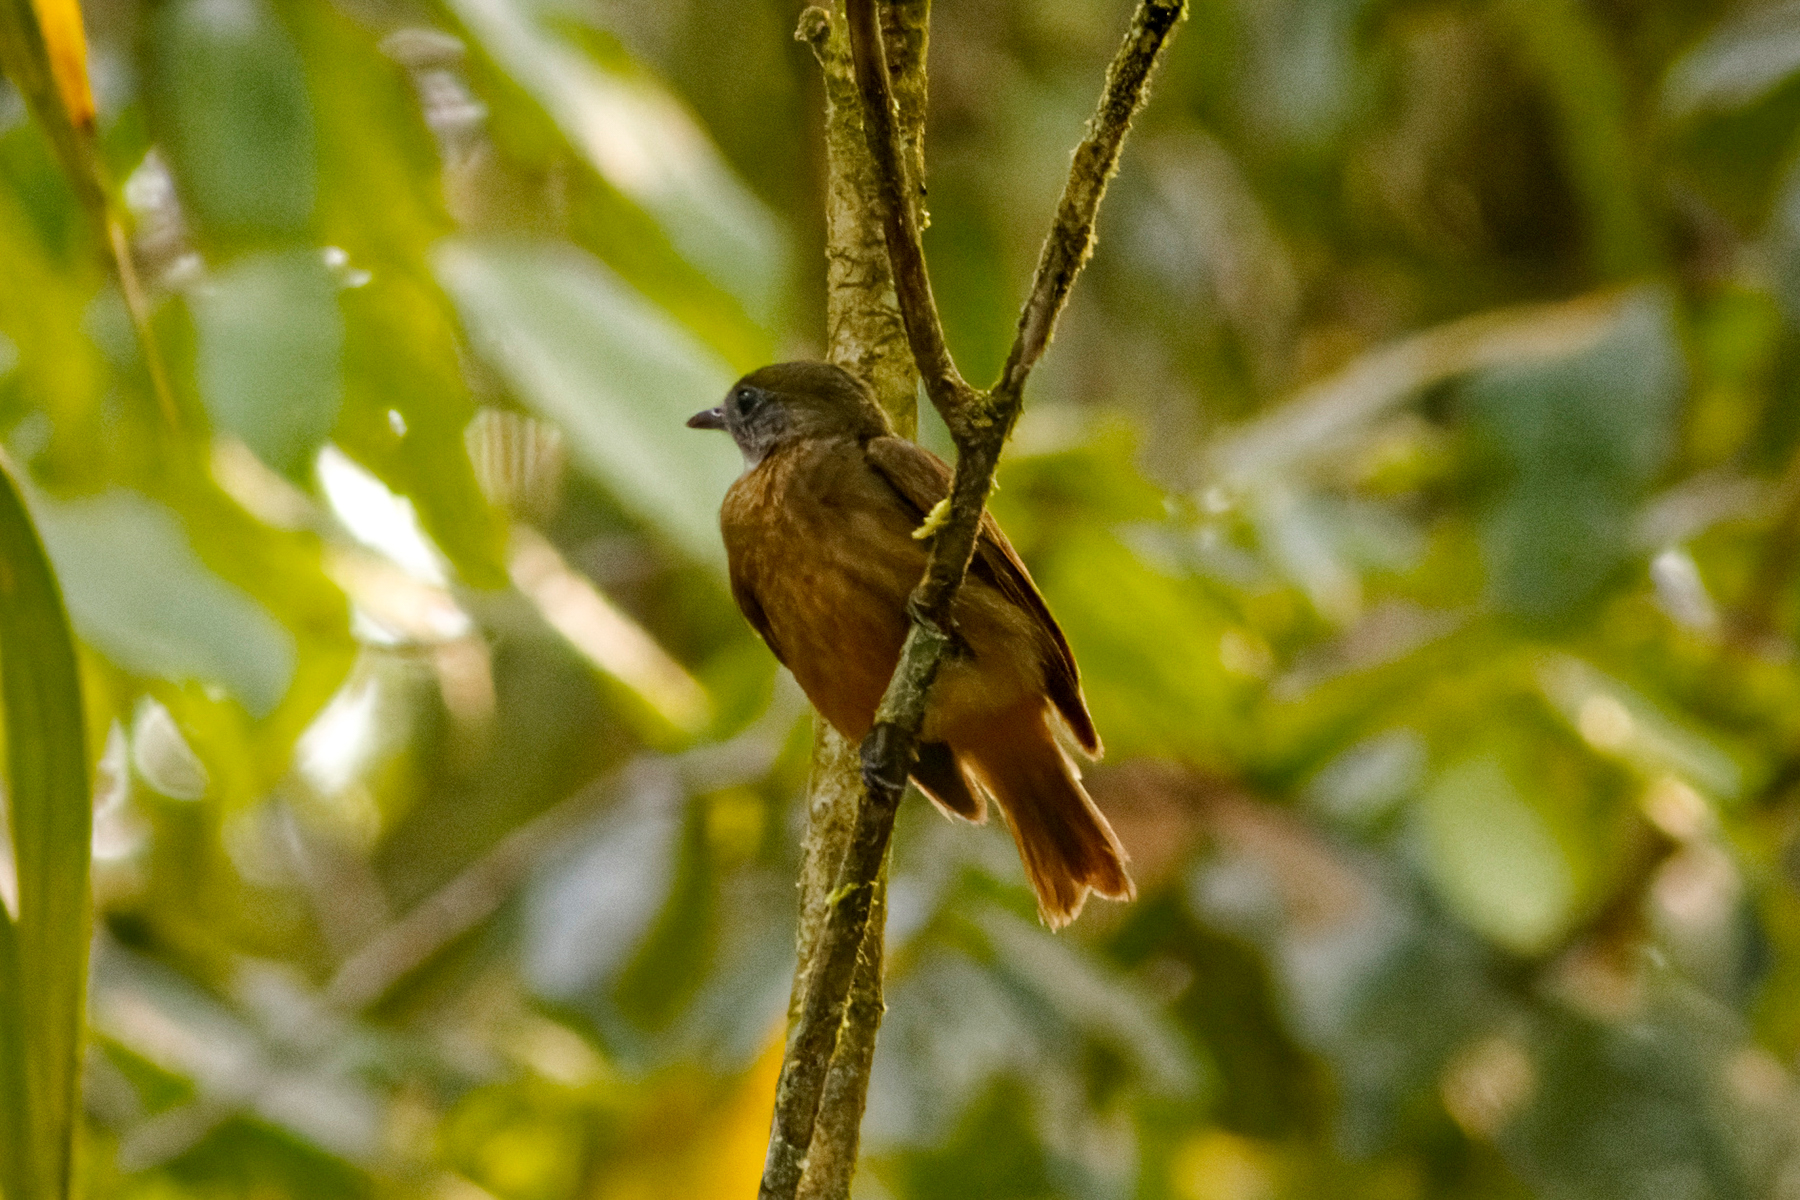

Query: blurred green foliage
[[8, 0, 1800, 1197]]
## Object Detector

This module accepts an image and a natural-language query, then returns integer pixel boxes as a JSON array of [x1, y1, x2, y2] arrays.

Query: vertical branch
[[760, 713, 915, 1200], [803, 4, 918, 426], [781, 7, 930, 1199], [878, 0, 931, 227], [790, 733, 886, 1200]]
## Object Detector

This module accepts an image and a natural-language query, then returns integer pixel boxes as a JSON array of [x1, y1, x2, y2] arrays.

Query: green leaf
[[1768, 155, 1800, 326], [1189, 809, 1503, 1153], [523, 787, 718, 1067], [443, 0, 787, 326], [0, 180, 106, 464], [435, 237, 741, 569], [1466, 289, 1684, 624], [335, 271, 507, 588], [293, 0, 449, 264], [30, 488, 297, 718], [149, 0, 316, 241], [1238, 0, 1365, 148], [1420, 755, 1576, 954], [190, 249, 345, 481], [0, 458, 90, 1200], [282, 2, 506, 584], [524, 791, 683, 1011], [1504, 989, 1756, 1200], [1033, 528, 1247, 764], [1664, 3, 1800, 119], [0, 912, 29, 1200]]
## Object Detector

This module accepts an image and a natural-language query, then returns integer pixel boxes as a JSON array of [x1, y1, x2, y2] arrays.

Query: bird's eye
[[735, 387, 760, 414]]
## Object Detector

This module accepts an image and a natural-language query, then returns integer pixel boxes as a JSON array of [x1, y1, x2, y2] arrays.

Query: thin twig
[[105, 214, 182, 429], [849, 0, 1186, 637], [995, 0, 1188, 408], [759, 3, 1184, 1197]]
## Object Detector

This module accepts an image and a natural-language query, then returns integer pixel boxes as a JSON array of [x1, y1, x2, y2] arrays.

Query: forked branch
[[760, 3, 1185, 1198]]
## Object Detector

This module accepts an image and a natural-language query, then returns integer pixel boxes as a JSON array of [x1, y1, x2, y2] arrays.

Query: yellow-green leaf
[[0, 456, 92, 1200]]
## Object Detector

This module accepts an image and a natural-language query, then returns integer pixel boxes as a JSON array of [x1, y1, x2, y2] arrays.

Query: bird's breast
[[721, 439, 1047, 744], [722, 441, 923, 738]]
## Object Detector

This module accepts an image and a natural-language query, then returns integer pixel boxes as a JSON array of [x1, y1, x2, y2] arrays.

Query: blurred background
[[6, 0, 1800, 1195]]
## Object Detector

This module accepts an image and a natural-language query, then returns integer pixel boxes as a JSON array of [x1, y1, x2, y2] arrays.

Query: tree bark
[[783, 7, 929, 1198]]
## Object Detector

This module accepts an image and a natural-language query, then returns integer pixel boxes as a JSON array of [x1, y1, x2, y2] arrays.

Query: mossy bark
[[783, 6, 929, 1199]]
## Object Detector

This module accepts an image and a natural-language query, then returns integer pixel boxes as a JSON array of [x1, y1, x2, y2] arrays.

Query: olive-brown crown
[[693, 361, 894, 465]]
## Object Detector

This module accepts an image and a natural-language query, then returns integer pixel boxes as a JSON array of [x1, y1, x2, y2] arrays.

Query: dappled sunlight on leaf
[[31, 488, 298, 718], [190, 251, 344, 481], [436, 238, 741, 570], [508, 524, 709, 736], [440, 0, 788, 326]]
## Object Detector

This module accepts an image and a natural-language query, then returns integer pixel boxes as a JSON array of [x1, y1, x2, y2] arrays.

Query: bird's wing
[[862, 435, 1100, 755], [729, 572, 786, 668]]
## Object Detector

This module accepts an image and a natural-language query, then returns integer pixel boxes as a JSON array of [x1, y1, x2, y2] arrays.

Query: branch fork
[[762, 2, 1186, 1196]]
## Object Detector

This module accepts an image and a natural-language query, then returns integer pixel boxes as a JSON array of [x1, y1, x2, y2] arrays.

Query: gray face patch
[[724, 385, 790, 468]]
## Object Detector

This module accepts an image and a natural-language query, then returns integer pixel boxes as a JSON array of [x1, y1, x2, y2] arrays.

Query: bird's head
[[687, 361, 892, 467]]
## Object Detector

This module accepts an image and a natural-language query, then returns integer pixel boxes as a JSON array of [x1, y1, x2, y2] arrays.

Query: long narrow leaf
[[0, 0, 99, 208], [0, 911, 32, 1200], [0, 457, 91, 1200], [0, 0, 178, 426]]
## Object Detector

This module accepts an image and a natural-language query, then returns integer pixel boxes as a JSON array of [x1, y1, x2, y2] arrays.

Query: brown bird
[[688, 361, 1133, 927]]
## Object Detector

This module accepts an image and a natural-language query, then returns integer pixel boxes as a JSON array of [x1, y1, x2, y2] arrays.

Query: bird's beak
[[686, 406, 726, 431]]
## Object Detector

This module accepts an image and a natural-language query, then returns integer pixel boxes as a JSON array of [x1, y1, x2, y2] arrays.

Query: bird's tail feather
[[911, 740, 986, 822], [961, 703, 1134, 928]]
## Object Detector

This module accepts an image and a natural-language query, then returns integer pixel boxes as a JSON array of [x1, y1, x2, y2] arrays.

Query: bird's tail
[[959, 702, 1134, 928]]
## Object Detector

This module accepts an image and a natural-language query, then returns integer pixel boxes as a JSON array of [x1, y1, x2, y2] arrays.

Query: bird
[[688, 360, 1133, 927]]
